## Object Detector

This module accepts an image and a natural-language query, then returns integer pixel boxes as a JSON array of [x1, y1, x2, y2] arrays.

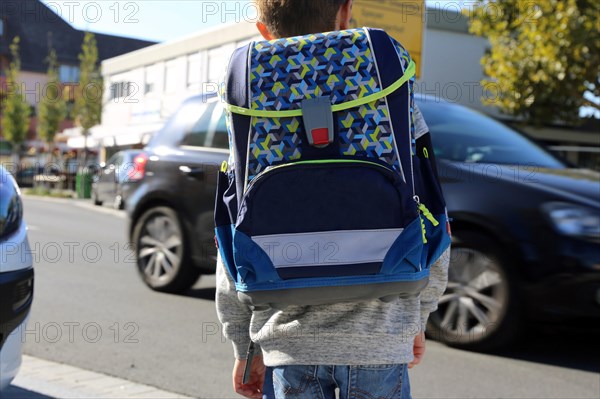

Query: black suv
[[127, 95, 228, 293], [128, 94, 600, 350]]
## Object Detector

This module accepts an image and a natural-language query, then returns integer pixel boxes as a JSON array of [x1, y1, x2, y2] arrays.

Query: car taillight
[[128, 153, 148, 181]]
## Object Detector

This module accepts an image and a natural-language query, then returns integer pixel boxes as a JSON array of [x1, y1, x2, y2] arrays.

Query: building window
[[207, 44, 234, 84], [187, 52, 204, 91], [165, 59, 182, 94], [144, 64, 159, 94], [109, 82, 133, 100], [0, 19, 4, 37], [59, 65, 80, 83]]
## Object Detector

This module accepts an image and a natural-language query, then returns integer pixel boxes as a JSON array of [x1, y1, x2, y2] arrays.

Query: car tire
[[92, 189, 103, 206], [426, 230, 521, 351], [132, 206, 201, 293]]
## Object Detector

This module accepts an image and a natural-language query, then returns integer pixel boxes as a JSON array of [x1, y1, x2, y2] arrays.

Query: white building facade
[[86, 22, 259, 156]]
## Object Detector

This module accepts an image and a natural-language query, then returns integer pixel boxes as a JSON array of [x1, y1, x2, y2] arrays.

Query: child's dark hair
[[256, 0, 349, 38]]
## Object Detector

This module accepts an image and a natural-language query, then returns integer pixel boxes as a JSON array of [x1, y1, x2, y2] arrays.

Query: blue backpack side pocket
[[215, 169, 238, 282]]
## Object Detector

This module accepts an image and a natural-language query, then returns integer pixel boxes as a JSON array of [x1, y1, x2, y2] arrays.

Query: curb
[[4, 355, 192, 399]]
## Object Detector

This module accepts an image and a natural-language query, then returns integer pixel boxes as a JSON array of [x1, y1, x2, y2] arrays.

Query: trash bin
[[76, 172, 93, 199]]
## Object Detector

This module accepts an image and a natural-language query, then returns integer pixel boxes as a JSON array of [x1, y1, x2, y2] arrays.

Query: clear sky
[[40, 0, 465, 42], [40, 0, 256, 42]]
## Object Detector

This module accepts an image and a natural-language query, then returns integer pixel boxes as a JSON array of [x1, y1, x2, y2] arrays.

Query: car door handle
[[179, 166, 204, 179]]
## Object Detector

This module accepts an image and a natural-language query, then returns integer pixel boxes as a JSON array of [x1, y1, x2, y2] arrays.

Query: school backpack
[[215, 28, 451, 309]]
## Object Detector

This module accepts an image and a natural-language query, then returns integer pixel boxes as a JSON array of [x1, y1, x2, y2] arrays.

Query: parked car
[[126, 95, 228, 293], [0, 166, 34, 390], [416, 96, 599, 350], [14, 165, 43, 188], [92, 150, 144, 209], [127, 94, 599, 350]]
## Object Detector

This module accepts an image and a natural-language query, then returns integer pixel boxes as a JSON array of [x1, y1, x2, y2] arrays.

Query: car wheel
[[132, 206, 201, 293], [92, 189, 103, 206], [427, 230, 521, 351]]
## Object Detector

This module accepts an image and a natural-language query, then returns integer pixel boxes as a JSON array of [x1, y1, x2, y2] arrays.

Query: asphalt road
[[21, 196, 600, 399]]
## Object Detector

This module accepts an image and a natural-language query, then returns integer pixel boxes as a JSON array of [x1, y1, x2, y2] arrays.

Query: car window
[[416, 99, 565, 168], [181, 102, 217, 147], [212, 115, 229, 149], [205, 106, 229, 149], [149, 100, 209, 147], [106, 153, 120, 167], [112, 154, 125, 174]]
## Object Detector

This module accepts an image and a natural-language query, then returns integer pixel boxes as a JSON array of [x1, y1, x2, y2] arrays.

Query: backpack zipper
[[413, 194, 439, 246], [245, 159, 399, 193]]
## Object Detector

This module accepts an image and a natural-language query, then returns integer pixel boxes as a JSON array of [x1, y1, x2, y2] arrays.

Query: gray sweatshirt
[[215, 247, 450, 366]]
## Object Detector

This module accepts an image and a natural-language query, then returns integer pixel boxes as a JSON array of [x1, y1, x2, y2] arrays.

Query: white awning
[[66, 134, 100, 149], [66, 122, 164, 149]]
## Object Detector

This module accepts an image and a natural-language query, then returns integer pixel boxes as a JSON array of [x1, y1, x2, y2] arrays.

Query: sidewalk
[[22, 194, 126, 219], [2, 356, 192, 399]]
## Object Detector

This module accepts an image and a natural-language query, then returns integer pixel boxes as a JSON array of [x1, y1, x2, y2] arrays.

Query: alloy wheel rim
[[434, 247, 508, 342], [138, 214, 183, 282]]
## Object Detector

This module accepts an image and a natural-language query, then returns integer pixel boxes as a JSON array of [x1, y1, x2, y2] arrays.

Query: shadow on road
[[180, 284, 599, 374], [496, 327, 600, 373], [182, 287, 216, 300], [2, 385, 54, 399]]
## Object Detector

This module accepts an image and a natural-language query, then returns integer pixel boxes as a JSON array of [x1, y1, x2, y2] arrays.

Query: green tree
[[73, 32, 103, 161], [467, 0, 600, 125], [37, 48, 67, 157], [1, 37, 31, 159]]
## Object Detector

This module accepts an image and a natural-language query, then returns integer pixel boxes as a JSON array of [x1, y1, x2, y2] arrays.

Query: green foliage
[[467, 0, 600, 125], [22, 186, 73, 198], [73, 32, 103, 135], [37, 49, 67, 145], [1, 37, 31, 150]]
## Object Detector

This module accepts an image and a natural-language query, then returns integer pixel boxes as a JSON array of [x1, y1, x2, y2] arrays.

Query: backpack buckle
[[301, 97, 334, 148]]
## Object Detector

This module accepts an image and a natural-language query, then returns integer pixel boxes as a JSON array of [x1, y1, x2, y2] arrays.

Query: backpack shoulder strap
[[366, 28, 415, 186], [224, 43, 253, 205]]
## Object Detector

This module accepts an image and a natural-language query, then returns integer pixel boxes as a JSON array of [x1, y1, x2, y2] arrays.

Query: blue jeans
[[262, 364, 411, 399]]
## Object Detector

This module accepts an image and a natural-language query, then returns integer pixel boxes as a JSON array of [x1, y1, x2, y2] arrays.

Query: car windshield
[[148, 98, 213, 147], [416, 98, 565, 168]]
